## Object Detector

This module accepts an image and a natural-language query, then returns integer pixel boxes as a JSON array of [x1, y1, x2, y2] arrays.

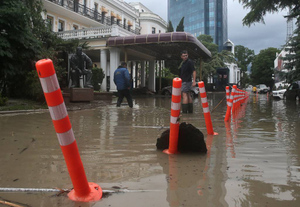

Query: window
[[152, 27, 156, 34], [58, 19, 65, 32], [73, 24, 78, 30], [46, 15, 54, 31], [159, 30, 161, 33]]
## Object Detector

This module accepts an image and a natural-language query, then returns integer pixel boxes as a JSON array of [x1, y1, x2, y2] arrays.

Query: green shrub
[[0, 94, 8, 106], [92, 67, 105, 91]]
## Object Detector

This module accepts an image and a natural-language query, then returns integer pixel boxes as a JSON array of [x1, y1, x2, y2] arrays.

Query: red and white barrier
[[226, 86, 230, 105], [224, 86, 236, 122], [225, 85, 249, 122], [198, 81, 218, 135], [164, 78, 182, 154], [35, 59, 102, 202]]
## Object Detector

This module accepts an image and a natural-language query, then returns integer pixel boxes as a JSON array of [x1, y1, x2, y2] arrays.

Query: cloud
[[228, 0, 289, 54], [124, 0, 290, 54]]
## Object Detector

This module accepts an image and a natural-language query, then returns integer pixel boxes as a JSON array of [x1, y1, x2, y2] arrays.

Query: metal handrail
[[46, 0, 140, 35]]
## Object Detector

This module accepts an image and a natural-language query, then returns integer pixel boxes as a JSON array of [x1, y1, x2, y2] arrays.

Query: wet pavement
[[0, 93, 299, 207]]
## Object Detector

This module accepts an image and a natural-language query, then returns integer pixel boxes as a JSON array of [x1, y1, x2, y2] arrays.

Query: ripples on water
[[0, 94, 299, 206]]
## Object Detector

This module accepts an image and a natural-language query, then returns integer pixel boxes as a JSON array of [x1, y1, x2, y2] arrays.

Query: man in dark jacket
[[113, 62, 133, 108], [179, 50, 196, 113]]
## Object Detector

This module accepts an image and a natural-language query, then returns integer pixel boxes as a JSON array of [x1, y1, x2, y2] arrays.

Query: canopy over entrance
[[106, 32, 211, 60]]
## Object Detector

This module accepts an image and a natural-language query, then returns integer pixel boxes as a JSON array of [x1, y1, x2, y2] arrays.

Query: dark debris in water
[[156, 122, 207, 153]]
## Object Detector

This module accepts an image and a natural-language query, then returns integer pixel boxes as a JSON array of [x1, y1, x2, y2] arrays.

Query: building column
[[109, 47, 120, 92], [100, 49, 107, 91], [141, 61, 145, 87], [135, 61, 138, 88], [148, 60, 156, 92], [131, 61, 136, 88]]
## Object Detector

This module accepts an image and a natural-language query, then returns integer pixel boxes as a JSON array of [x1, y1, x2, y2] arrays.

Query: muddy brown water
[[0, 93, 299, 207]]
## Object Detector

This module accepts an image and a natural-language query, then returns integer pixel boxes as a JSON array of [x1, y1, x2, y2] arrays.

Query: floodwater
[[0, 93, 299, 207]]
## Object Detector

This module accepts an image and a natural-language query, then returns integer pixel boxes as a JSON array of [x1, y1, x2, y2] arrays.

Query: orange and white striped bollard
[[35, 59, 102, 202], [224, 86, 235, 122], [226, 86, 230, 105], [164, 78, 182, 154], [198, 81, 218, 135]]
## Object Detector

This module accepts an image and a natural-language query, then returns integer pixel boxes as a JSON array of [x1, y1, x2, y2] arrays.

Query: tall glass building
[[168, 0, 228, 51]]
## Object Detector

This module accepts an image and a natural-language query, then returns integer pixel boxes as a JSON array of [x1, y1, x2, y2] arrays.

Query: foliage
[[234, 45, 255, 71], [162, 67, 177, 79], [234, 45, 255, 87], [167, 20, 174, 32], [165, 60, 181, 75], [0, 94, 8, 106], [197, 35, 237, 82], [238, 0, 299, 26], [251, 47, 280, 87], [198, 35, 218, 56], [0, 0, 78, 100], [284, 25, 300, 82], [176, 17, 185, 32], [238, 0, 300, 82], [92, 67, 105, 91], [0, 0, 42, 96]]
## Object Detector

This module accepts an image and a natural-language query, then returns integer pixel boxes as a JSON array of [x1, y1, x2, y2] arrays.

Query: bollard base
[[163, 149, 179, 155], [68, 182, 102, 202]]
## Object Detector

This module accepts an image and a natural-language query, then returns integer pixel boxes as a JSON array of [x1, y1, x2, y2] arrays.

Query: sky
[[124, 0, 291, 54]]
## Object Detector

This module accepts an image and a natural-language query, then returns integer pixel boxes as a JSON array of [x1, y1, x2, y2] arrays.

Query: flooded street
[[0, 93, 300, 207]]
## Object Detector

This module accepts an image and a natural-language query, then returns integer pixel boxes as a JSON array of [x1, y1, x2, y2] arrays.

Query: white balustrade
[[57, 26, 136, 40]]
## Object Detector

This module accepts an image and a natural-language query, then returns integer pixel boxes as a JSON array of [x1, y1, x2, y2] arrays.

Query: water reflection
[[0, 94, 300, 206], [225, 94, 300, 206]]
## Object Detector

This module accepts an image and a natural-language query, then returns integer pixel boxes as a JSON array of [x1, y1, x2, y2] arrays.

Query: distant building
[[207, 39, 241, 90], [274, 45, 295, 84], [168, 0, 228, 51]]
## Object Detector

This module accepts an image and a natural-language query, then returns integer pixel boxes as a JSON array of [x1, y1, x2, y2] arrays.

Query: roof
[[106, 32, 211, 60]]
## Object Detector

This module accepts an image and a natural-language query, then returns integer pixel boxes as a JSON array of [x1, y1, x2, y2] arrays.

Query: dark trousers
[[117, 89, 133, 108]]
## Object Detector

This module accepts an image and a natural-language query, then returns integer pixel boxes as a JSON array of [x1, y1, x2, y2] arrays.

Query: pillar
[[148, 60, 156, 92], [109, 47, 120, 92], [141, 61, 145, 87], [100, 49, 107, 91]]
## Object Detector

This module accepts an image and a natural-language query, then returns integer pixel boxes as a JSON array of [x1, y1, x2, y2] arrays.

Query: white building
[[207, 39, 240, 88], [129, 2, 167, 34], [223, 39, 240, 85], [42, 0, 169, 92]]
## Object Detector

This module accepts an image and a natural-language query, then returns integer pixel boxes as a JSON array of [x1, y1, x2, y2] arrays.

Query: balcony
[[57, 25, 137, 40], [45, 0, 140, 35]]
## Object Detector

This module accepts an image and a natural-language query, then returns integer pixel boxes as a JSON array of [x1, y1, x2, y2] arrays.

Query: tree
[[197, 34, 236, 82], [198, 35, 218, 56], [238, 0, 300, 82], [176, 17, 184, 32], [234, 45, 255, 71], [251, 47, 280, 87], [0, 0, 42, 96], [0, 0, 78, 100], [234, 45, 255, 87], [284, 26, 300, 82], [167, 20, 174, 32]]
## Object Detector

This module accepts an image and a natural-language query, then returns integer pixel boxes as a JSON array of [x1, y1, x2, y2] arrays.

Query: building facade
[[168, 0, 227, 51], [42, 0, 167, 92], [129, 2, 167, 34]]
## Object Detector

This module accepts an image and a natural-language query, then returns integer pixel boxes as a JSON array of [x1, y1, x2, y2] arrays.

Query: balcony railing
[[57, 25, 137, 40], [47, 0, 140, 35]]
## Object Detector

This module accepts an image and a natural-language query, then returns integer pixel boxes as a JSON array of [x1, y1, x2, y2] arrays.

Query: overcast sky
[[124, 0, 291, 54]]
